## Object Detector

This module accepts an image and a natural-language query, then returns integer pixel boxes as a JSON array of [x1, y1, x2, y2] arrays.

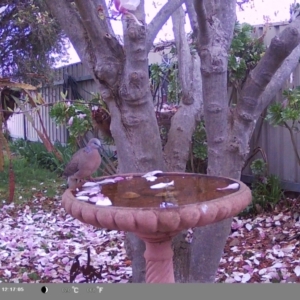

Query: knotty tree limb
[[227, 20, 300, 177], [164, 5, 203, 172], [194, 0, 236, 176], [146, 0, 185, 52]]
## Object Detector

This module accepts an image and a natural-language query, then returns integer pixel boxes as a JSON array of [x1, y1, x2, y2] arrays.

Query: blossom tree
[[44, 0, 300, 282]]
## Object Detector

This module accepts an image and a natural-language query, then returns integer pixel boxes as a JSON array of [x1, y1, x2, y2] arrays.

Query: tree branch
[[45, 0, 124, 94], [193, 0, 209, 46], [44, 0, 89, 63], [185, 0, 199, 42], [74, 0, 122, 58], [236, 24, 300, 123], [164, 5, 203, 171], [227, 22, 300, 177], [91, 0, 116, 36], [236, 0, 251, 11], [172, 7, 194, 105], [193, 0, 236, 176], [146, 0, 185, 53], [118, 0, 150, 104], [258, 45, 300, 113]]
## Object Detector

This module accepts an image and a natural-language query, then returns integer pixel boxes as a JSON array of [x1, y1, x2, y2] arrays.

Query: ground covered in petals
[[1, 193, 300, 283], [0, 196, 131, 283]]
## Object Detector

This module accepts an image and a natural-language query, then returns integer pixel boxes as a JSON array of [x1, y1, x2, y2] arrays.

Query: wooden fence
[[6, 21, 300, 190]]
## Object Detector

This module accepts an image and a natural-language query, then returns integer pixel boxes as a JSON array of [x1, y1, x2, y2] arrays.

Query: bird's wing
[[63, 150, 82, 177], [75, 149, 101, 178]]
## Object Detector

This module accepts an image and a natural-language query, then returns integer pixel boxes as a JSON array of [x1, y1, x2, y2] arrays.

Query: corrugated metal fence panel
[[252, 21, 289, 45], [8, 83, 69, 144], [7, 110, 25, 139]]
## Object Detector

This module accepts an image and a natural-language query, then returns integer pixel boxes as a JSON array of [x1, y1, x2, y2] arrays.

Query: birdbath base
[[136, 232, 179, 283]]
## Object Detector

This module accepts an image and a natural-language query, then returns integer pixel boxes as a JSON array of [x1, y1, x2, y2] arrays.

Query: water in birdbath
[[72, 172, 240, 208]]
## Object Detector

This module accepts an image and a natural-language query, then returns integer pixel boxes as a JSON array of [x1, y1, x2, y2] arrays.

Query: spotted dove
[[63, 138, 102, 189]]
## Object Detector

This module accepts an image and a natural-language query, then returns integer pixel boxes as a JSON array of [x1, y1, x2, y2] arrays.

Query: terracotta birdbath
[[62, 172, 252, 283]]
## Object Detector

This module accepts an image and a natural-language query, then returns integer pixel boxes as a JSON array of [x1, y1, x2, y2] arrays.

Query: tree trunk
[[124, 232, 146, 283], [173, 219, 231, 282], [164, 5, 203, 171]]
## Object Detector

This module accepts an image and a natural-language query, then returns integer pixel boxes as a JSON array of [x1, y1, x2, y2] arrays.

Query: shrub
[[9, 139, 73, 175], [241, 159, 284, 216]]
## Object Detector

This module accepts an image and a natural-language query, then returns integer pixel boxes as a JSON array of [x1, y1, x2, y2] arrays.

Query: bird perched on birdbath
[[63, 138, 102, 189]]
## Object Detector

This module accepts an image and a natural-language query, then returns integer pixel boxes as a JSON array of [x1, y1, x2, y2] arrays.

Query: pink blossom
[[78, 113, 86, 119], [68, 116, 74, 126], [113, 0, 142, 25], [114, 0, 140, 12]]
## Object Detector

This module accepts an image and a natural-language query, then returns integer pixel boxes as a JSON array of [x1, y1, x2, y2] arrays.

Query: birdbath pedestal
[[62, 172, 252, 283]]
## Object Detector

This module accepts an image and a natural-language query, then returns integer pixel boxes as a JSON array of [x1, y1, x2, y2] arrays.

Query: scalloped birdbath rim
[[62, 172, 252, 235]]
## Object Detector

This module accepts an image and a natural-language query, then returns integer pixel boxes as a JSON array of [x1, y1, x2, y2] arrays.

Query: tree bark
[[258, 45, 300, 113], [164, 5, 203, 172], [194, 0, 236, 177]]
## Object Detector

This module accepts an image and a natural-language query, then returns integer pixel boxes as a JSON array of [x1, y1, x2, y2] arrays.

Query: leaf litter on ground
[[1, 192, 300, 283]]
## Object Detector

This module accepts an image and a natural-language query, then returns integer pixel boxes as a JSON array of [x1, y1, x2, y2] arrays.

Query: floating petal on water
[[76, 190, 90, 196], [89, 191, 100, 197], [122, 192, 140, 199], [216, 183, 239, 191], [89, 197, 99, 203], [144, 175, 157, 182], [76, 196, 89, 201], [98, 179, 116, 185], [96, 197, 112, 206], [150, 181, 174, 189], [82, 182, 100, 187], [114, 177, 124, 182], [89, 194, 105, 203], [142, 170, 163, 178]]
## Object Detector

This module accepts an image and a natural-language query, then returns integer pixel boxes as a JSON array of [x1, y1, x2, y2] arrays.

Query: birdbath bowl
[[62, 172, 252, 283]]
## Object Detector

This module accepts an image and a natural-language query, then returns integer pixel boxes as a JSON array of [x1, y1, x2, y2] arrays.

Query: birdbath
[[62, 172, 252, 283]]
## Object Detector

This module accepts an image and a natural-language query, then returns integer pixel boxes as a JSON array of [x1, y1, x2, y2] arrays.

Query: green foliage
[[0, 154, 63, 203], [150, 61, 181, 104], [150, 63, 164, 87], [266, 87, 300, 165], [185, 121, 208, 173], [50, 96, 93, 147], [250, 174, 283, 213], [228, 22, 265, 88], [167, 65, 180, 104], [241, 159, 284, 216], [250, 158, 267, 177], [265, 102, 286, 126], [266, 87, 300, 129], [9, 139, 73, 174], [192, 122, 207, 161], [0, 0, 68, 83], [49, 92, 110, 149]]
